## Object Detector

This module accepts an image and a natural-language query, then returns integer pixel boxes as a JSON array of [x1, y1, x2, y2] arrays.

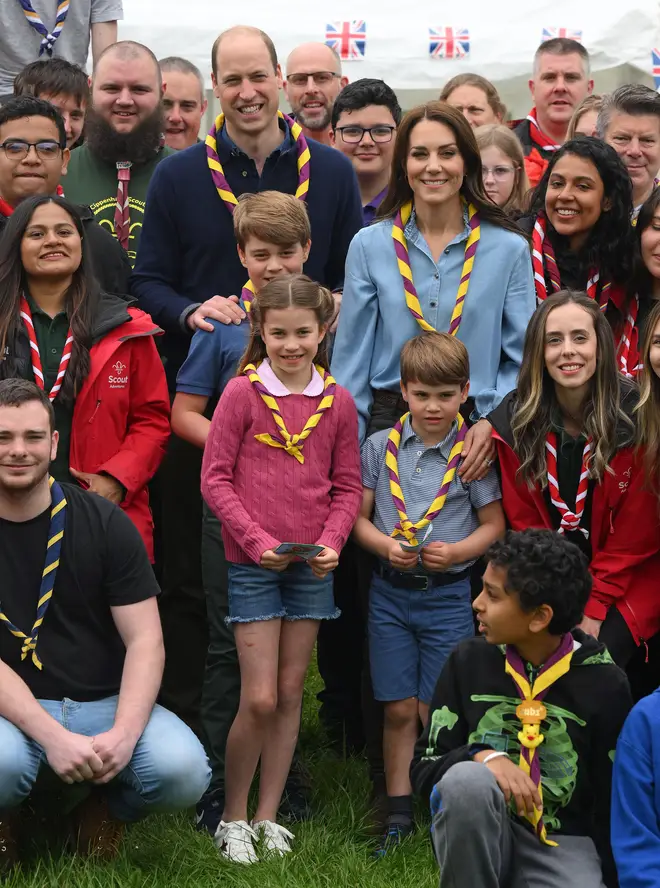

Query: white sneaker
[[253, 820, 295, 857], [214, 820, 258, 864]]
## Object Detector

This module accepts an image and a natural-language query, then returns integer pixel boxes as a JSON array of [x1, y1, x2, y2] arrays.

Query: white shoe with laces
[[253, 820, 295, 856], [214, 820, 258, 864]]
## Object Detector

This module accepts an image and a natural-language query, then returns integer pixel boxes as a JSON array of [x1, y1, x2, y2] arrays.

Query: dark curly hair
[[529, 136, 635, 286], [485, 529, 592, 634]]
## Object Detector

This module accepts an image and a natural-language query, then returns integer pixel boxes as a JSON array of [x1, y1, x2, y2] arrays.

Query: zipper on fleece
[[88, 399, 101, 423]]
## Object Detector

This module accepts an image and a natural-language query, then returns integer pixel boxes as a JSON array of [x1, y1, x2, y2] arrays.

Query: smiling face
[[641, 209, 660, 281], [213, 32, 282, 140], [40, 92, 86, 148], [544, 302, 598, 398], [238, 235, 310, 292], [334, 103, 397, 182], [445, 84, 500, 128], [162, 70, 207, 150], [20, 202, 82, 280], [284, 44, 345, 132], [92, 51, 162, 134], [400, 378, 469, 442], [604, 111, 660, 205], [405, 119, 465, 210], [0, 400, 57, 495], [545, 153, 607, 249], [0, 116, 68, 208], [530, 51, 592, 131], [261, 305, 326, 382]]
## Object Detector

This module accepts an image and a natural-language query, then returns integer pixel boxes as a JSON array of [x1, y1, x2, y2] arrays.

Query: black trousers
[[600, 606, 660, 701]]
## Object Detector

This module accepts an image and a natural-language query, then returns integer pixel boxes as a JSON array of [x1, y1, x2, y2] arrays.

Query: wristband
[[482, 751, 508, 766]]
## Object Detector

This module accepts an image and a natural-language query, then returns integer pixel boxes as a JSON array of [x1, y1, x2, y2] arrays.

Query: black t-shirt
[[0, 483, 159, 701]]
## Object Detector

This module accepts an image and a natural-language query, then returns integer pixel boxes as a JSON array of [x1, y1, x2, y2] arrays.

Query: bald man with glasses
[[284, 42, 348, 146]]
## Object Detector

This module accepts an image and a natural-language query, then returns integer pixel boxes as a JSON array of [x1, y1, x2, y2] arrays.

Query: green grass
[[6, 658, 438, 888]]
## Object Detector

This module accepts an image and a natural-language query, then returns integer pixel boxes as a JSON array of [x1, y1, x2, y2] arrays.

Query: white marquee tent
[[118, 0, 660, 120]]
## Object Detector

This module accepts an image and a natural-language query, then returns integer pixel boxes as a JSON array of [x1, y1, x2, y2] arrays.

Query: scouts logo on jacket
[[108, 360, 128, 389]]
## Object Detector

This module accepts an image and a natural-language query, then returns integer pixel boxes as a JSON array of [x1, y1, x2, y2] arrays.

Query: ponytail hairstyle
[[512, 290, 631, 487], [0, 194, 99, 405], [635, 299, 660, 493], [238, 273, 335, 374]]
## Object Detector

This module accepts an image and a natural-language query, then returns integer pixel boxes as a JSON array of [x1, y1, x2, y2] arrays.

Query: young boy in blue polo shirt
[[354, 331, 505, 853], [170, 191, 311, 837]]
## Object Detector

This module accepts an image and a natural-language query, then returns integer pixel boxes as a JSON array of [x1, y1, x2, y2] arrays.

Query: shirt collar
[[256, 359, 324, 397], [220, 117, 293, 159], [405, 203, 470, 245], [25, 290, 67, 319], [400, 415, 460, 457]]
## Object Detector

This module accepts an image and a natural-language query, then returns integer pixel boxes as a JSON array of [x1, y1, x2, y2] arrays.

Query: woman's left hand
[[70, 468, 124, 504], [578, 616, 603, 639], [459, 419, 496, 482]]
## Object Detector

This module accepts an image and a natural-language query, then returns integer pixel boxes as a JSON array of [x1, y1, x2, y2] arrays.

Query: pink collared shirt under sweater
[[201, 360, 362, 565]]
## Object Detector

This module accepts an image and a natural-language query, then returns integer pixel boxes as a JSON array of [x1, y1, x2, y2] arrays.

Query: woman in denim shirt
[[331, 102, 535, 481]]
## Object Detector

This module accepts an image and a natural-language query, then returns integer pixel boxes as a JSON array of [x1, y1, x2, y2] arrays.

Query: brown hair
[[439, 73, 506, 121], [238, 274, 334, 373], [567, 94, 603, 140], [233, 192, 311, 250], [377, 101, 525, 238], [212, 26, 278, 78], [635, 300, 660, 494], [400, 332, 469, 388], [0, 378, 55, 431], [475, 123, 531, 214]]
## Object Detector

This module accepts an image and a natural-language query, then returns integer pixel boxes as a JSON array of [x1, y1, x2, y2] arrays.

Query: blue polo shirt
[[176, 316, 250, 400]]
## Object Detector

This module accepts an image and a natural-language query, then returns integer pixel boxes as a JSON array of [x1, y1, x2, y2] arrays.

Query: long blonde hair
[[635, 300, 660, 493], [238, 274, 335, 374], [474, 123, 530, 214], [512, 291, 632, 487]]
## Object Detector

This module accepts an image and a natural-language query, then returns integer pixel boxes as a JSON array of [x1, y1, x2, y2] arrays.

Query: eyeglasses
[[336, 125, 396, 144], [482, 165, 518, 181], [0, 139, 62, 161], [287, 71, 341, 87]]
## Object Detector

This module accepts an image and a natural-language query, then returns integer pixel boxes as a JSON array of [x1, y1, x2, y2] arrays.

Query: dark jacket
[[0, 204, 132, 298]]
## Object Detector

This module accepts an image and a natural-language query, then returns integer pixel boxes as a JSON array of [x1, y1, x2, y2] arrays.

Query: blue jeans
[[0, 697, 211, 821], [227, 562, 339, 623]]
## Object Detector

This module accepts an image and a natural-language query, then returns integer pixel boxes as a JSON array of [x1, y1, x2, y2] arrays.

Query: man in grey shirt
[[0, 0, 122, 100]]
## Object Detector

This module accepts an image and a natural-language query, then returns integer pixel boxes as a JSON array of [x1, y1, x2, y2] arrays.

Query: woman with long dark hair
[[489, 290, 660, 669], [0, 194, 170, 559], [524, 136, 637, 374], [332, 101, 535, 476]]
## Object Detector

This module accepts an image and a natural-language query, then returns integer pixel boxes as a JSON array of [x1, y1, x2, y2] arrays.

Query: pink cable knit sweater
[[201, 375, 362, 565]]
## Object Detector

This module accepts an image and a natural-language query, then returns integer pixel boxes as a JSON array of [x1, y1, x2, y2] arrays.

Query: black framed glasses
[[0, 139, 62, 161], [286, 71, 341, 87], [336, 125, 396, 144]]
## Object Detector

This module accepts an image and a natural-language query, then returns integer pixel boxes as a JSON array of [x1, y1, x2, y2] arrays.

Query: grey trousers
[[432, 762, 606, 888]]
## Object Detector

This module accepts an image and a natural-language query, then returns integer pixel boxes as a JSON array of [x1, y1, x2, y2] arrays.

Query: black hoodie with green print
[[411, 631, 631, 883]]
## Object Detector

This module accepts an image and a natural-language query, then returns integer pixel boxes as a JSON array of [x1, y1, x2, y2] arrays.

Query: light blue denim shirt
[[331, 210, 535, 441]]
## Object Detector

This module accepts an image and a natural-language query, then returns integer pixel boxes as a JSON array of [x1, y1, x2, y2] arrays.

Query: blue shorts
[[227, 562, 340, 624], [368, 572, 474, 704]]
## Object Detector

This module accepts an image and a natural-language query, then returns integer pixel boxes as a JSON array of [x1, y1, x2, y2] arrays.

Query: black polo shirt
[[0, 482, 159, 701]]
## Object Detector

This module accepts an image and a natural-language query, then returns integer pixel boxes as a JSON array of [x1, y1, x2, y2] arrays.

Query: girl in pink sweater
[[201, 274, 362, 863]]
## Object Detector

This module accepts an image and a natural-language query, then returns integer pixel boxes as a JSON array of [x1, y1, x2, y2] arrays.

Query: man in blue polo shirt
[[129, 23, 362, 839]]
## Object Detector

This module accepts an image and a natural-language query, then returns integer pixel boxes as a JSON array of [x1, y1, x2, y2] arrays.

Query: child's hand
[[474, 752, 542, 818], [260, 550, 293, 572], [385, 539, 419, 571], [309, 547, 339, 579], [420, 541, 455, 572]]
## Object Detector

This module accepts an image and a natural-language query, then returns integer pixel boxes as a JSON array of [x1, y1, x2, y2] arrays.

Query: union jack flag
[[653, 49, 660, 90], [542, 27, 583, 43], [325, 21, 366, 60], [429, 27, 470, 60]]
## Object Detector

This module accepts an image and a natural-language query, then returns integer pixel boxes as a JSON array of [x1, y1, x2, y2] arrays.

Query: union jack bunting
[[653, 49, 660, 90], [429, 27, 470, 60], [542, 27, 583, 43], [325, 21, 366, 60]]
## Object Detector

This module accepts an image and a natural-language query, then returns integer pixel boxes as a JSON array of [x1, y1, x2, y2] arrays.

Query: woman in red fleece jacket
[[488, 290, 660, 671], [201, 274, 362, 863], [0, 194, 169, 560]]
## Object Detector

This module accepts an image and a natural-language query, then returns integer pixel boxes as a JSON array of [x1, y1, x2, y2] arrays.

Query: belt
[[375, 562, 471, 591]]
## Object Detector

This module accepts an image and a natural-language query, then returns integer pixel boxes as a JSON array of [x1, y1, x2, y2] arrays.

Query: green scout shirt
[[26, 293, 74, 485], [64, 144, 176, 267]]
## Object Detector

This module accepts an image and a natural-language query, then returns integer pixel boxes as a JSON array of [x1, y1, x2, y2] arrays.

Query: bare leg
[[222, 619, 281, 823], [419, 700, 429, 729], [254, 619, 320, 823], [383, 697, 419, 797]]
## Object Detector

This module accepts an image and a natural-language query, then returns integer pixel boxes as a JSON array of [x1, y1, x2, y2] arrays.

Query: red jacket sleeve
[[494, 437, 552, 531], [98, 336, 170, 503]]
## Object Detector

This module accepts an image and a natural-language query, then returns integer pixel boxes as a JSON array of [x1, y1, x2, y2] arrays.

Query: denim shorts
[[368, 572, 474, 704], [227, 562, 340, 624]]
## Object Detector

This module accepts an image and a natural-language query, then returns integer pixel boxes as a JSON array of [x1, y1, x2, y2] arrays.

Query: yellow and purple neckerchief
[[504, 632, 574, 845], [205, 111, 310, 313], [385, 412, 467, 546], [243, 363, 335, 464], [391, 198, 480, 335]]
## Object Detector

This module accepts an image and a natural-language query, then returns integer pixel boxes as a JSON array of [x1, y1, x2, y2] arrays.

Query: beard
[[85, 106, 165, 166], [295, 103, 332, 132]]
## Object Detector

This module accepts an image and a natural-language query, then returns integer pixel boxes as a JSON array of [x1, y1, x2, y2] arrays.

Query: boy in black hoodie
[[411, 529, 631, 888]]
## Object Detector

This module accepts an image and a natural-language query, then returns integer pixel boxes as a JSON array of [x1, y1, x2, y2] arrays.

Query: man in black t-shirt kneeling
[[0, 379, 210, 868]]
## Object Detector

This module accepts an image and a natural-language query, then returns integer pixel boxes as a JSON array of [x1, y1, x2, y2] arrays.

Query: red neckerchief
[[526, 107, 561, 152]]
